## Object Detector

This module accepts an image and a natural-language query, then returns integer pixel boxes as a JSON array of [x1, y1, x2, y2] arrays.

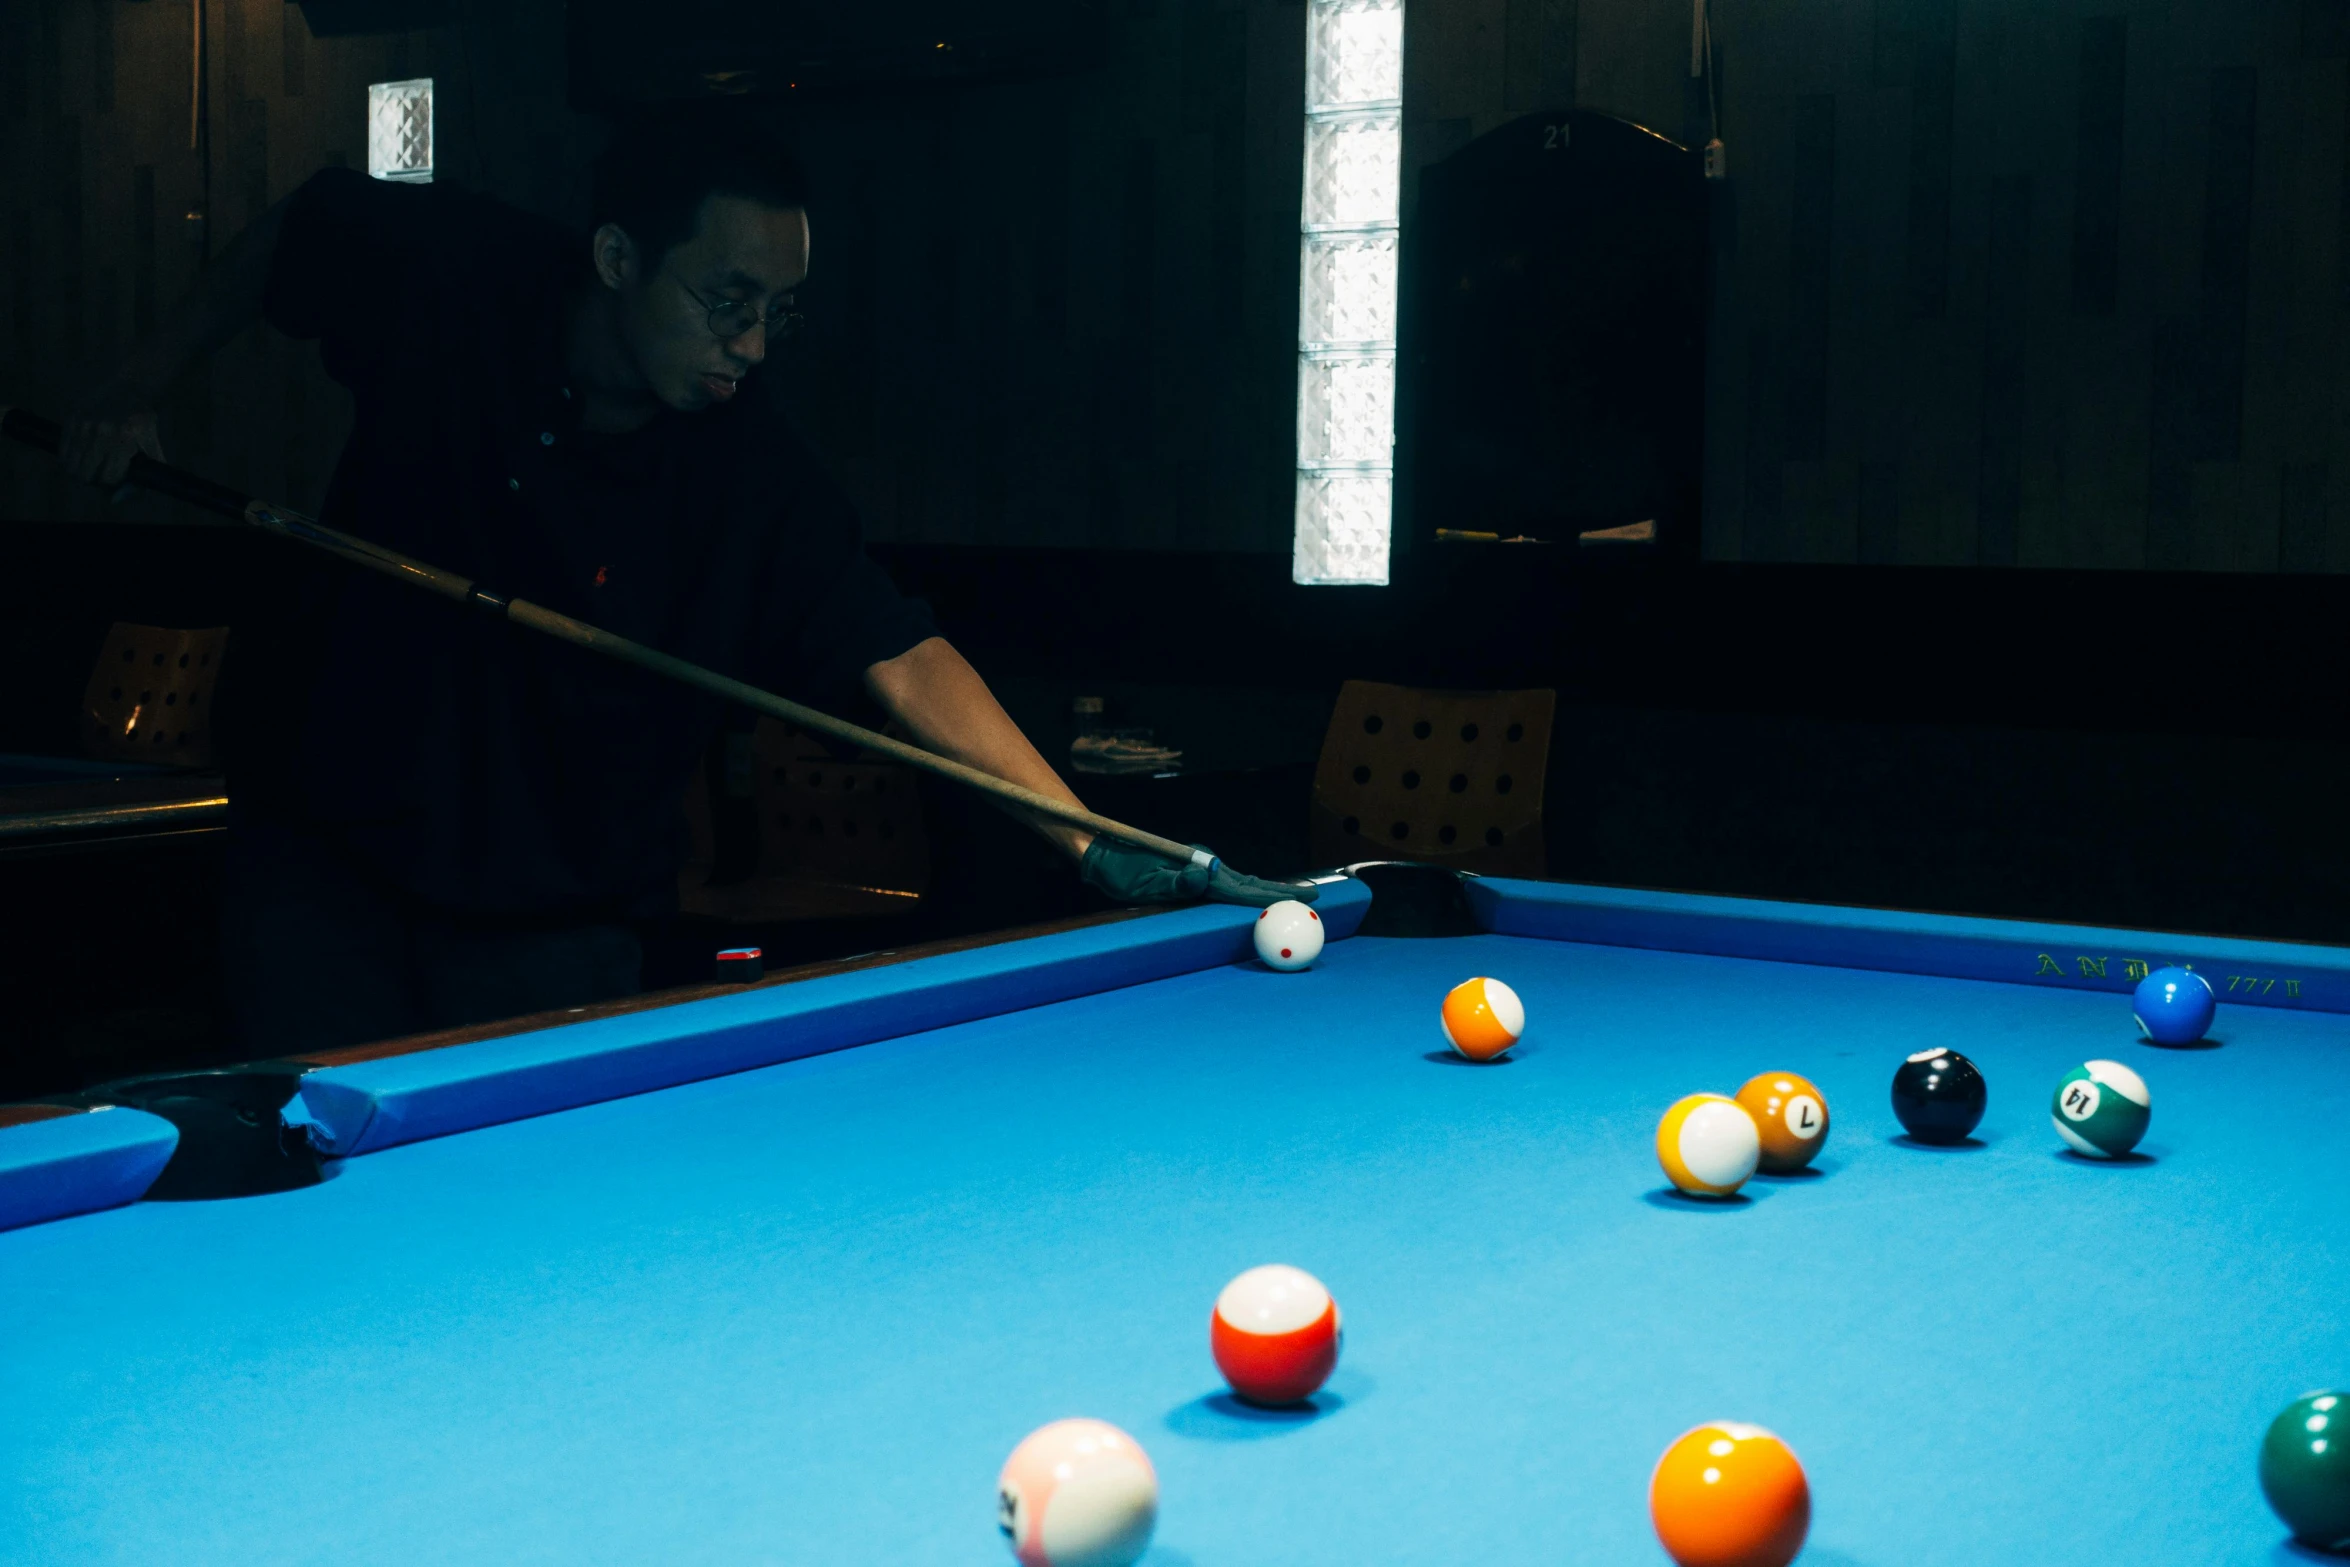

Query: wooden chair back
[[82, 624, 229, 768], [1310, 681, 1556, 876], [751, 720, 930, 893], [678, 718, 930, 921]]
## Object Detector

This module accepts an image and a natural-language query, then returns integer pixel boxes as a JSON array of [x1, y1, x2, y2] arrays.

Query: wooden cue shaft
[[0, 406, 1209, 869]]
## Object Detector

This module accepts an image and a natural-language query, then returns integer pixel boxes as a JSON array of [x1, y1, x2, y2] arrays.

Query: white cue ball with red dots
[[1252, 899, 1324, 971], [996, 1419, 1158, 1567], [1210, 1264, 1342, 1405]]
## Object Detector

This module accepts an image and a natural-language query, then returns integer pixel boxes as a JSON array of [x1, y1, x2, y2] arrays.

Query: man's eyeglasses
[[671, 274, 805, 342]]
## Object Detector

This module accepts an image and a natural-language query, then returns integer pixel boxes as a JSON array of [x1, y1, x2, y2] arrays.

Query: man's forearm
[[863, 637, 1093, 858]]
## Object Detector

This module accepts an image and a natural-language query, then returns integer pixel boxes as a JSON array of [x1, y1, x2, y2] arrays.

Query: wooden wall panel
[[1658, 0, 2350, 571], [762, 0, 1323, 553], [0, 0, 587, 532], [2, 0, 2345, 573]]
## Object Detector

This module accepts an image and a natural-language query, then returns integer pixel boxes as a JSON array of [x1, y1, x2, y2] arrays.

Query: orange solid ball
[[1649, 1422, 1810, 1567], [1734, 1071, 1830, 1174]]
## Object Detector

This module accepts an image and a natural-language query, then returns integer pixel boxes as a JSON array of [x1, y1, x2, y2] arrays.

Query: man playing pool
[[63, 102, 1307, 1055]]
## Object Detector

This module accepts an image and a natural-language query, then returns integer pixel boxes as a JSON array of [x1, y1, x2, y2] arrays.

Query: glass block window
[[1294, 0, 1403, 586], [367, 78, 434, 184]]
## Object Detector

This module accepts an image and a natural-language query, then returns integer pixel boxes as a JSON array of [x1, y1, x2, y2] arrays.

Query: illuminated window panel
[[367, 78, 434, 184], [1294, 0, 1402, 586]]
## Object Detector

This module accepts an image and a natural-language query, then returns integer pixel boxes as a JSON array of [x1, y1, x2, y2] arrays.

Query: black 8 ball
[[1891, 1048, 1987, 1144]]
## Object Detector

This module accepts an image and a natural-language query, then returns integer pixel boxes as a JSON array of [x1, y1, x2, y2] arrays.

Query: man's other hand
[[60, 380, 165, 487]]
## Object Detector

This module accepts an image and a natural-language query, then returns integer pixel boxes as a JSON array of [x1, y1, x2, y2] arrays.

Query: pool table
[[2, 870, 2345, 1565], [0, 753, 228, 857]]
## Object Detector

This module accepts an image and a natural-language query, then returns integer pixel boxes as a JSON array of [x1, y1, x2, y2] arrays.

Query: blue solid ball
[[2133, 966, 2215, 1045]]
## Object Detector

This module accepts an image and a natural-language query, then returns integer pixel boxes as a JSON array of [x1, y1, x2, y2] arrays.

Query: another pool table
[[2, 871, 2345, 1565], [0, 753, 227, 857]]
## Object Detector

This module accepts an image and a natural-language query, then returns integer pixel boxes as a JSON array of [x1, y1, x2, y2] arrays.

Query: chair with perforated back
[[677, 718, 931, 921], [1309, 681, 1556, 877], [82, 624, 230, 768]]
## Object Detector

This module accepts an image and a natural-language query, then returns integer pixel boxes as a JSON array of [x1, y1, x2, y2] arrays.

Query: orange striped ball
[[1440, 977, 1524, 1061]]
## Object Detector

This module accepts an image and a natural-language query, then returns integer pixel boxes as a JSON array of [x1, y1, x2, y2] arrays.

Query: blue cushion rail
[[299, 875, 1373, 1158], [0, 1106, 180, 1233], [1466, 877, 2350, 1014]]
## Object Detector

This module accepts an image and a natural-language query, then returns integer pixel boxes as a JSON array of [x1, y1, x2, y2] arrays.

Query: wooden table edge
[[292, 905, 1162, 1070]]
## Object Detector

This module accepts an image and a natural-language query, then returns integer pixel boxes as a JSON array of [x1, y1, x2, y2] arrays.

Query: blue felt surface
[[0, 1108, 178, 1233], [2, 932, 2344, 1564], [302, 877, 1372, 1157]]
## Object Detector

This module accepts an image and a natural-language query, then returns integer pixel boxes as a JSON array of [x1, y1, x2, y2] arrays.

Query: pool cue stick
[[1, 407, 1212, 871]]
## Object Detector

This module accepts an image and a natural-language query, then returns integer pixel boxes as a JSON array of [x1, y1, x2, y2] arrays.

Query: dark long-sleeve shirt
[[222, 168, 934, 918]]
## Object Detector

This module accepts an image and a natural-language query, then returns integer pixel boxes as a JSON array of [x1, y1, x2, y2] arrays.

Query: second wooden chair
[[1309, 680, 1556, 877]]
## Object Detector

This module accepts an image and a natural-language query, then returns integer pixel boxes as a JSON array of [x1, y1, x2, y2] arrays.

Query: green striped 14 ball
[[2051, 1059, 2151, 1157]]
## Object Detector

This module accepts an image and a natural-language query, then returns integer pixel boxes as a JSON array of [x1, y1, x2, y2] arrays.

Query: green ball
[[2051, 1059, 2151, 1158], [2261, 1391, 2350, 1550]]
